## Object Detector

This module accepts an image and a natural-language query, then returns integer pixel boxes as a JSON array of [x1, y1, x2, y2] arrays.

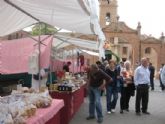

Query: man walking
[[134, 58, 150, 115], [149, 63, 155, 90], [86, 64, 112, 123]]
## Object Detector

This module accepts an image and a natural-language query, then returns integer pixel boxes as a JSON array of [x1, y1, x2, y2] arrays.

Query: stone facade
[[99, 0, 165, 71]]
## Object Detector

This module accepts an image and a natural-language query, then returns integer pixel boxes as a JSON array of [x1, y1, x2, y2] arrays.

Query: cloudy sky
[[118, 0, 165, 38]]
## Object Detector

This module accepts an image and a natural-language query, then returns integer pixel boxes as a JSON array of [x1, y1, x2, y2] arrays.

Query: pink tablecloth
[[27, 99, 64, 124], [50, 84, 85, 124]]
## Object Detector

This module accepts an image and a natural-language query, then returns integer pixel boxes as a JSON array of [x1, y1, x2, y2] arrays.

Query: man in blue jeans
[[86, 64, 112, 123]]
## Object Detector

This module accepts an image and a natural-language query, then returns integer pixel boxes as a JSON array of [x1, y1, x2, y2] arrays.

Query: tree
[[31, 23, 57, 36]]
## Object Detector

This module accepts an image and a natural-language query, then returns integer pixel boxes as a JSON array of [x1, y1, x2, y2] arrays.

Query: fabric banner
[[0, 35, 53, 74]]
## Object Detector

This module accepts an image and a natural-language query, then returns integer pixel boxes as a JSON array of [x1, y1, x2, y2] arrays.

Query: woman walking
[[105, 60, 118, 114]]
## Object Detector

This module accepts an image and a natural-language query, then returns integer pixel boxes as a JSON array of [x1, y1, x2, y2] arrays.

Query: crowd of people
[[85, 57, 165, 123]]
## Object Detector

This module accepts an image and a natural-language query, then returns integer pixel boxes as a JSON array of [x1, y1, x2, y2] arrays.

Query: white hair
[[124, 60, 131, 66]]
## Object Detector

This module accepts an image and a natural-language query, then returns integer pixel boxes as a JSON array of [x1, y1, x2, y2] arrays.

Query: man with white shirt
[[134, 57, 150, 115]]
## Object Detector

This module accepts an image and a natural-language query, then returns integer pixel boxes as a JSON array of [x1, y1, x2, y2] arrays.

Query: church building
[[99, 0, 165, 70]]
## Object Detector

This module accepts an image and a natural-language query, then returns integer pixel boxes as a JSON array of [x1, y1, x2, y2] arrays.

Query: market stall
[[0, 88, 64, 124], [0, 1, 105, 124], [0, 35, 52, 74], [51, 34, 99, 73], [48, 35, 100, 124], [0, 0, 105, 58], [0, 35, 53, 94], [50, 83, 86, 124]]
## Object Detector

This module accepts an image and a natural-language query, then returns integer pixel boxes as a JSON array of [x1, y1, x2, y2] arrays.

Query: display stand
[[49, 84, 85, 124]]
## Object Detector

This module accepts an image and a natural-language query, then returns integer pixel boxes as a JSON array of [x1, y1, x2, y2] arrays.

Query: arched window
[[123, 47, 128, 54], [105, 12, 111, 25], [145, 47, 151, 54]]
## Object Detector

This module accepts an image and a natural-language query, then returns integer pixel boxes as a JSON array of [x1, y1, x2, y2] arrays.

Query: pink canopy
[[0, 35, 53, 74]]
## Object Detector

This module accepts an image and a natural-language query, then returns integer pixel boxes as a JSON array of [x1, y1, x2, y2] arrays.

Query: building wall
[[141, 42, 165, 70], [103, 30, 140, 70]]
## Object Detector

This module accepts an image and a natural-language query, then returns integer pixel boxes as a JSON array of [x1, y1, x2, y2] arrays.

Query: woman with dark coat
[[120, 61, 135, 113], [105, 60, 118, 114]]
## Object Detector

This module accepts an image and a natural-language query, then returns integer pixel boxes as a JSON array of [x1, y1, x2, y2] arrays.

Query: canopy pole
[[72, 49, 74, 74], [49, 37, 54, 84], [4, 0, 59, 90], [38, 22, 41, 89]]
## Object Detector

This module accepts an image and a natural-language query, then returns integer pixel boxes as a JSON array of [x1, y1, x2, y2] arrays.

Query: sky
[[117, 0, 165, 38]]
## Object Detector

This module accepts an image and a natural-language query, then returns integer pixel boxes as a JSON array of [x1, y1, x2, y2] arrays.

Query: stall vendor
[[63, 61, 72, 72]]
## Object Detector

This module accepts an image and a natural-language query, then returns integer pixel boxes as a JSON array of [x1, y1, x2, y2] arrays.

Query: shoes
[[97, 118, 103, 123], [125, 109, 129, 112], [142, 111, 150, 115], [86, 116, 95, 120], [120, 110, 123, 114], [111, 109, 115, 113], [136, 112, 141, 116], [107, 111, 111, 114]]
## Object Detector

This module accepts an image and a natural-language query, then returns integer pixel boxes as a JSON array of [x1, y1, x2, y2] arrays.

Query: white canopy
[[53, 34, 98, 50], [81, 49, 99, 56], [0, 0, 105, 58], [52, 34, 99, 60], [0, 0, 104, 40]]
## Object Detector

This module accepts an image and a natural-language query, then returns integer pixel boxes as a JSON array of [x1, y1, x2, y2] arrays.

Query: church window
[[123, 47, 127, 54], [105, 13, 111, 25], [145, 47, 151, 54], [110, 37, 114, 43]]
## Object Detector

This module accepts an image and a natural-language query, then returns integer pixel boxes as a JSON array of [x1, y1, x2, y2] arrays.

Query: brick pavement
[[70, 80, 165, 124]]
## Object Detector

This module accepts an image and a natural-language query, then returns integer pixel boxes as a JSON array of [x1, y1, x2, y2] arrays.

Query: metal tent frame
[[4, 0, 55, 87], [4, 0, 101, 86]]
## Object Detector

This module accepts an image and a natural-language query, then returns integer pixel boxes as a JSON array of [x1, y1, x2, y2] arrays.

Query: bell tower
[[99, 0, 118, 28]]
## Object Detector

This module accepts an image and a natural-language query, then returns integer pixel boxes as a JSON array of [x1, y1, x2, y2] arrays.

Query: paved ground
[[70, 80, 165, 124]]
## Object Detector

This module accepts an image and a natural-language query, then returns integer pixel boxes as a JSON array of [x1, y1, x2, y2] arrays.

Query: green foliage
[[105, 50, 120, 63], [31, 23, 57, 36]]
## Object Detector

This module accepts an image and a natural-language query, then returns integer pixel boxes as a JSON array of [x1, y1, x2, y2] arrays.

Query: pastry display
[[0, 88, 52, 124], [49, 74, 86, 92]]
